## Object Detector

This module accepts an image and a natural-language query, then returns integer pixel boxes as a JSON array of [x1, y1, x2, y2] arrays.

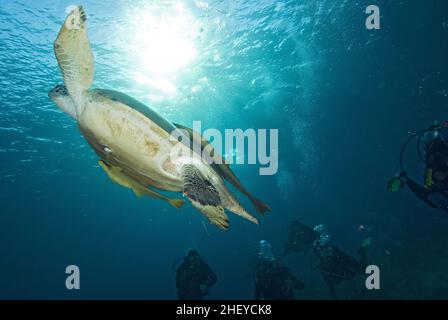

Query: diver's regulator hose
[[398, 124, 445, 172]]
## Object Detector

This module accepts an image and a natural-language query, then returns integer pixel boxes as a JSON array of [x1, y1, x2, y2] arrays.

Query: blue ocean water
[[0, 0, 448, 299]]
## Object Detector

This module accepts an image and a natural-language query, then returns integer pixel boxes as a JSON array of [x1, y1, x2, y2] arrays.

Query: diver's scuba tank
[[171, 248, 202, 272], [313, 225, 331, 247], [258, 240, 276, 262], [387, 121, 448, 192], [313, 225, 332, 257]]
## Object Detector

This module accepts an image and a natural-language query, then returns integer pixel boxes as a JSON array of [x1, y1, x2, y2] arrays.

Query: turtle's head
[[48, 85, 77, 119]]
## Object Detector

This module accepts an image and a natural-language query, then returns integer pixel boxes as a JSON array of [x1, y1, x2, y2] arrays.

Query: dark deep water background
[[1, 0, 448, 299]]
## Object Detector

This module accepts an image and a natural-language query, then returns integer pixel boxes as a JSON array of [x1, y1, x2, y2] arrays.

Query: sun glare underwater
[[1, 0, 448, 299]]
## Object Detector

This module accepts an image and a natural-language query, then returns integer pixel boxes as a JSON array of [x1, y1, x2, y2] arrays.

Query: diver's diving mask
[[423, 127, 448, 145]]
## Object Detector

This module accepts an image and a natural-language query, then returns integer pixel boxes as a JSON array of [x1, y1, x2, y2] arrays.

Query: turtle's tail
[[248, 195, 272, 215]]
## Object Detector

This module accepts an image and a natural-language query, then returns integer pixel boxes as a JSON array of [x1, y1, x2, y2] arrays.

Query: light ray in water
[[202, 220, 211, 236], [129, 3, 198, 78]]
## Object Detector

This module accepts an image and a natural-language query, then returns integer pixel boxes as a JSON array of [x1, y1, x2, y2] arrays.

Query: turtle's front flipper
[[98, 160, 185, 209], [181, 164, 230, 230], [54, 5, 93, 109]]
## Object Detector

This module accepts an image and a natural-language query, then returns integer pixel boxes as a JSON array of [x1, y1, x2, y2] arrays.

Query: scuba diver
[[387, 122, 448, 212], [254, 240, 304, 300], [283, 219, 317, 256], [175, 249, 217, 300], [312, 225, 371, 300]]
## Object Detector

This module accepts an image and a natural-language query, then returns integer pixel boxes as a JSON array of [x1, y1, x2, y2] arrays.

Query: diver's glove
[[387, 171, 407, 192]]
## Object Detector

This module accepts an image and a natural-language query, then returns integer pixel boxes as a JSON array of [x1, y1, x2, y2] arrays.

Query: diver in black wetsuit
[[254, 240, 304, 300], [388, 122, 448, 211], [175, 249, 217, 300], [312, 225, 370, 300], [283, 221, 370, 299]]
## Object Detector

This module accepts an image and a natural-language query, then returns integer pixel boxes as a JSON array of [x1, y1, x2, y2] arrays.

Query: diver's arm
[[207, 269, 217, 287], [406, 178, 438, 209], [202, 262, 217, 287], [176, 264, 186, 289]]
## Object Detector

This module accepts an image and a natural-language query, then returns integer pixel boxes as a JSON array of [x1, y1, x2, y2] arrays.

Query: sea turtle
[[49, 6, 271, 229]]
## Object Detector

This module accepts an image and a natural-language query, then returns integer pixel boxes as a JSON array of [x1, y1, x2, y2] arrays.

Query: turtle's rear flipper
[[181, 164, 229, 230], [248, 195, 272, 214], [98, 160, 185, 209]]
